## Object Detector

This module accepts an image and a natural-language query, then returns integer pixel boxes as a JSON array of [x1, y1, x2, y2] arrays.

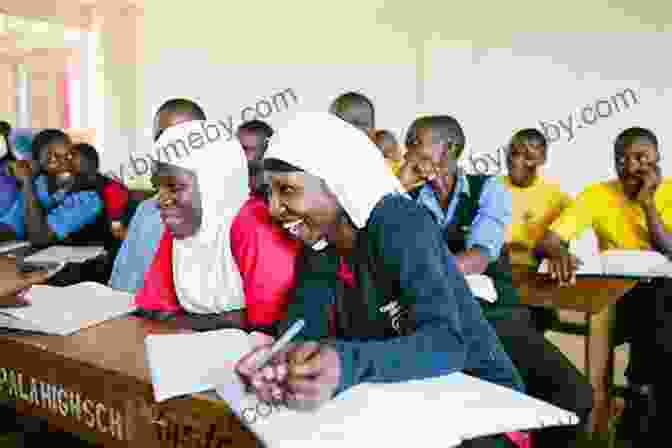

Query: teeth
[[283, 220, 303, 236]]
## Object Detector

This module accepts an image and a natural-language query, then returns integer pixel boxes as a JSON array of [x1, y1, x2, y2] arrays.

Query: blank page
[[145, 329, 255, 402], [224, 373, 578, 448], [7, 282, 134, 335]]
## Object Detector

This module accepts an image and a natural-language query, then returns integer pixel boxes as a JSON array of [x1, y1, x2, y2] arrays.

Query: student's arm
[[454, 177, 512, 274], [638, 167, 672, 256], [535, 189, 594, 284], [330, 197, 472, 393], [15, 163, 57, 245]]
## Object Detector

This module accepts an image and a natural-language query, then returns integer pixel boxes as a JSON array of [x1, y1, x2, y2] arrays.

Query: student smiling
[[236, 112, 523, 448]]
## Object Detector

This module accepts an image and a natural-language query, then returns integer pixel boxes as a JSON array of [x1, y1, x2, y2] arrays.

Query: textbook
[[213, 373, 578, 448], [0, 282, 135, 335], [538, 249, 672, 278], [24, 245, 106, 265]]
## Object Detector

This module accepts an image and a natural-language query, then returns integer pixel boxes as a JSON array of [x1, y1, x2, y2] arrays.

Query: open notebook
[[146, 329, 577, 447], [0, 282, 135, 335], [538, 249, 672, 278]]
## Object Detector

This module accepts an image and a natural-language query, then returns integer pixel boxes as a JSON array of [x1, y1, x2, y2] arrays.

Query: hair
[[0, 121, 11, 138], [72, 143, 100, 172], [328, 92, 375, 131], [511, 128, 547, 149], [237, 119, 274, 156], [405, 115, 466, 157], [614, 127, 658, 156], [374, 129, 398, 147], [0, 121, 13, 162], [31, 129, 71, 162], [155, 98, 206, 122]]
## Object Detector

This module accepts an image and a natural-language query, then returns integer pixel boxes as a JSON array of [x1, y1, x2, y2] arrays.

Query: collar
[[418, 173, 469, 228]]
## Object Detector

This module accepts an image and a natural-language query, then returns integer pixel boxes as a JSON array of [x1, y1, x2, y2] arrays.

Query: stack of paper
[[24, 246, 106, 264], [0, 282, 135, 335]]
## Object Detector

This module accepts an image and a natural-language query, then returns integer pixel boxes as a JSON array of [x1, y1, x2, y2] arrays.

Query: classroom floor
[[0, 311, 630, 448]]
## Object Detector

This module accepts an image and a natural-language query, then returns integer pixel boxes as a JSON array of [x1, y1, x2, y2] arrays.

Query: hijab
[[264, 112, 405, 230], [139, 120, 249, 314]]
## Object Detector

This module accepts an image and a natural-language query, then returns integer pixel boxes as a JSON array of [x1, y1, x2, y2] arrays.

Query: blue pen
[[252, 319, 305, 371]]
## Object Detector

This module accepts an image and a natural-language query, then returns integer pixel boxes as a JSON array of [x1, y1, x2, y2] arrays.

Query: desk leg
[[586, 306, 614, 437]]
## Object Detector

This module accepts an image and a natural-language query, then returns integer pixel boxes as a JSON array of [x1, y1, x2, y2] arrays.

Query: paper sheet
[[465, 274, 498, 302], [4, 282, 134, 335], [211, 373, 578, 448], [145, 329, 256, 402], [25, 246, 106, 264]]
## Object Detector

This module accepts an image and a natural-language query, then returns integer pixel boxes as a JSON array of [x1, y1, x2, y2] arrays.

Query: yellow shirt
[[502, 175, 572, 266], [386, 158, 402, 177], [550, 178, 672, 252]]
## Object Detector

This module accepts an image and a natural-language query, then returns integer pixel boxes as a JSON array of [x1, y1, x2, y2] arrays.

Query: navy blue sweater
[[286, 194, 524, 395]]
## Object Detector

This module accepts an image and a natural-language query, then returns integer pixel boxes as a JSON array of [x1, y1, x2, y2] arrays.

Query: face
[[506, 139, 546, 187], [616, 138, 659, 198], [44, 141, 75, 178], [267, 171, 342, 248], [405, 126, 459, 191], [153, 165, 203, 239]]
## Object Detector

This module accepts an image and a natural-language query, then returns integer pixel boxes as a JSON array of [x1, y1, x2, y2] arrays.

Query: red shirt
[[230, 194, 301, 327], [101, 178, 130, 221]]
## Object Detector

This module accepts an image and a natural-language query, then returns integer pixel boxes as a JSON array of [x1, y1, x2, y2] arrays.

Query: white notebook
[[146, 330, 578, 447], [211, 373, 578, 448], [145, 329, 271, 402], [24, 245, 106, 264], [0, 282, 135, 335], [539, 249, 672, 278]]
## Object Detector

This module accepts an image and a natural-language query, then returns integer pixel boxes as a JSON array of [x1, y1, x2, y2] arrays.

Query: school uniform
[[549, 178, 672, 442], [410, 174, 592, 448], [265, 112, 524, 448], [0, 175, 103, 242]]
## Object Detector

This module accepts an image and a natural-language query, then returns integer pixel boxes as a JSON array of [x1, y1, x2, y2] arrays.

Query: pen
[[252, 319, 305, 371]]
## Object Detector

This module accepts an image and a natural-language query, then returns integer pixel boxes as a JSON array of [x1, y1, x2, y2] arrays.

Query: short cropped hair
[[329, 92, 375, 131], [614, 127, 658, 156], [406, 115, 466, 158]]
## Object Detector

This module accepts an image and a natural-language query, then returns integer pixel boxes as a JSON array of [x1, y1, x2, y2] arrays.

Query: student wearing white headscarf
[[236, 112, 523, 448], [133, 120, 248, 328]]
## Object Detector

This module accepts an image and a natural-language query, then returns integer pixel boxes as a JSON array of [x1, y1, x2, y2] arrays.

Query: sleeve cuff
[[331, 340, 357, 396]]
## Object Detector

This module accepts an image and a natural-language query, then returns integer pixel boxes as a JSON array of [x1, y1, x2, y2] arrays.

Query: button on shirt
[[415, 175, 512, 260]]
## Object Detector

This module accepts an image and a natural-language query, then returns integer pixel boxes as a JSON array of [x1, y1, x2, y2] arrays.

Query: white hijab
[[153, 120, 248, 314], [264, 111, 405, 229]]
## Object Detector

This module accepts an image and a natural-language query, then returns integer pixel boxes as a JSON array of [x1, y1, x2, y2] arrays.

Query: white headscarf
[[153, 120, 248, 314], [264, 112, 405, 229]]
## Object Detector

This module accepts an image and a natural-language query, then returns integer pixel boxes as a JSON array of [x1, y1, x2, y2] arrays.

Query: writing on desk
[[0, 367, 126, 441]]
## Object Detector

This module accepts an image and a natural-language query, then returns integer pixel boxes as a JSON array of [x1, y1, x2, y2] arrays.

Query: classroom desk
[[0, 316, 260, 448], [511, 267, 637, 436]]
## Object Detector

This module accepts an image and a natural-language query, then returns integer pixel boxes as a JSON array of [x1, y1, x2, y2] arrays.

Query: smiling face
[[266, 171, 342, 248], [405, 126, 460, 192], [44, 141, 75, 182], [616, 137, 659, 199], [153, 164, 203, 239]]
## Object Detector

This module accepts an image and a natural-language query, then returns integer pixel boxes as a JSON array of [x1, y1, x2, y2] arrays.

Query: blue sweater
[[286, 194, 524, 395]]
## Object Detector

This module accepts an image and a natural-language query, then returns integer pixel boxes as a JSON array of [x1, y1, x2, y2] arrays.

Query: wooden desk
[[512, 267, 637, 436], [0, 317, 260, 447]]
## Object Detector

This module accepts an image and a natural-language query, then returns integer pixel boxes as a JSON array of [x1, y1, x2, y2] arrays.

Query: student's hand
[[284, 342, 341, 411], [636, 165, 662, 207], [236, 339, 292, 403], [110, 222, 128, 240], [398, 156, 435, 191], [546, 253, 582, 286]]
